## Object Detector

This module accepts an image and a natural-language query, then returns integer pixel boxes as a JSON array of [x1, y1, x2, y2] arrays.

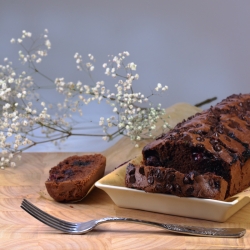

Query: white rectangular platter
[[95, 164, 250, 222]]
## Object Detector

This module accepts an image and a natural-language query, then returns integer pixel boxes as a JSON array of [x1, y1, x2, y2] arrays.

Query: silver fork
[[20, 199, 245, 238]]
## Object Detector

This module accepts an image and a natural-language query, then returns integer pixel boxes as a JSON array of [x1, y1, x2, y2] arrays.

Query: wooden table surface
[[1, 103, 250, 250]]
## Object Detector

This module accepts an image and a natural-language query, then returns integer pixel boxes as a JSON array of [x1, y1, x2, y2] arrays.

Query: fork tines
[[21, 199, 77, 233]]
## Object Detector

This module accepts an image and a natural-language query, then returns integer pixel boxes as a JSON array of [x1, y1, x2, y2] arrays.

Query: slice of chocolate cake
[[125, 163, 228, 200], [141, 93, 250, 199], [45, 154, 106, 202]]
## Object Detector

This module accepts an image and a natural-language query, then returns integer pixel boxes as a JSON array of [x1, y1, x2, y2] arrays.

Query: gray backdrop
[[1, 0, 250, 152]]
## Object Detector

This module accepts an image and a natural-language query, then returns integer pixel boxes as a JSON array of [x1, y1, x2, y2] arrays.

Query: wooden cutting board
[[1, 103, 250, 250]]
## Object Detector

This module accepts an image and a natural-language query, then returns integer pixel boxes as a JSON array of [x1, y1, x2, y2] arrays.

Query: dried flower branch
[[0, 29, 169, 169]]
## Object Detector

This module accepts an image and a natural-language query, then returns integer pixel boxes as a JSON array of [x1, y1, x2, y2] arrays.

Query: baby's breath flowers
[[98, 53, 170, 146], [0, 29, 170, 169]]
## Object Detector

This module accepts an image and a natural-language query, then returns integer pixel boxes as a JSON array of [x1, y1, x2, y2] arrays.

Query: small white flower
[[157, 83, 162, 88], [105, 68, 110, 75], [88, 54, 94, 60], [45, 39, 51, 49], [151, 125, 156, 130], [162, 85, 169, 91], [23, 120, 28, 126], [123, 51, 130, 56], [129, 62, 137, 71], [10, 162, 16, 167], [7, 132, 12, 137], [4, 103, 11, 109], [134, 74, 139, 80]]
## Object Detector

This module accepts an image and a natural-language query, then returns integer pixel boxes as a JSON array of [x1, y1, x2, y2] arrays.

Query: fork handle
[[95, 217, 245, 238]]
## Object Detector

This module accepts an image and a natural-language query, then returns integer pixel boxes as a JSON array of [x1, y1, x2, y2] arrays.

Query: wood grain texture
[[1, 103, 250, 250]]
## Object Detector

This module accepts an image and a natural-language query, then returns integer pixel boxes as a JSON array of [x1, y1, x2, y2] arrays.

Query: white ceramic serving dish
[[95, 164, 250, 222]]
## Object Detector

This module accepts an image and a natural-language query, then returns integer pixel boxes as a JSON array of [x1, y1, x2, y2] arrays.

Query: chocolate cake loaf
[[125, 93, 250, 200], [45, 154, 106, 202]]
